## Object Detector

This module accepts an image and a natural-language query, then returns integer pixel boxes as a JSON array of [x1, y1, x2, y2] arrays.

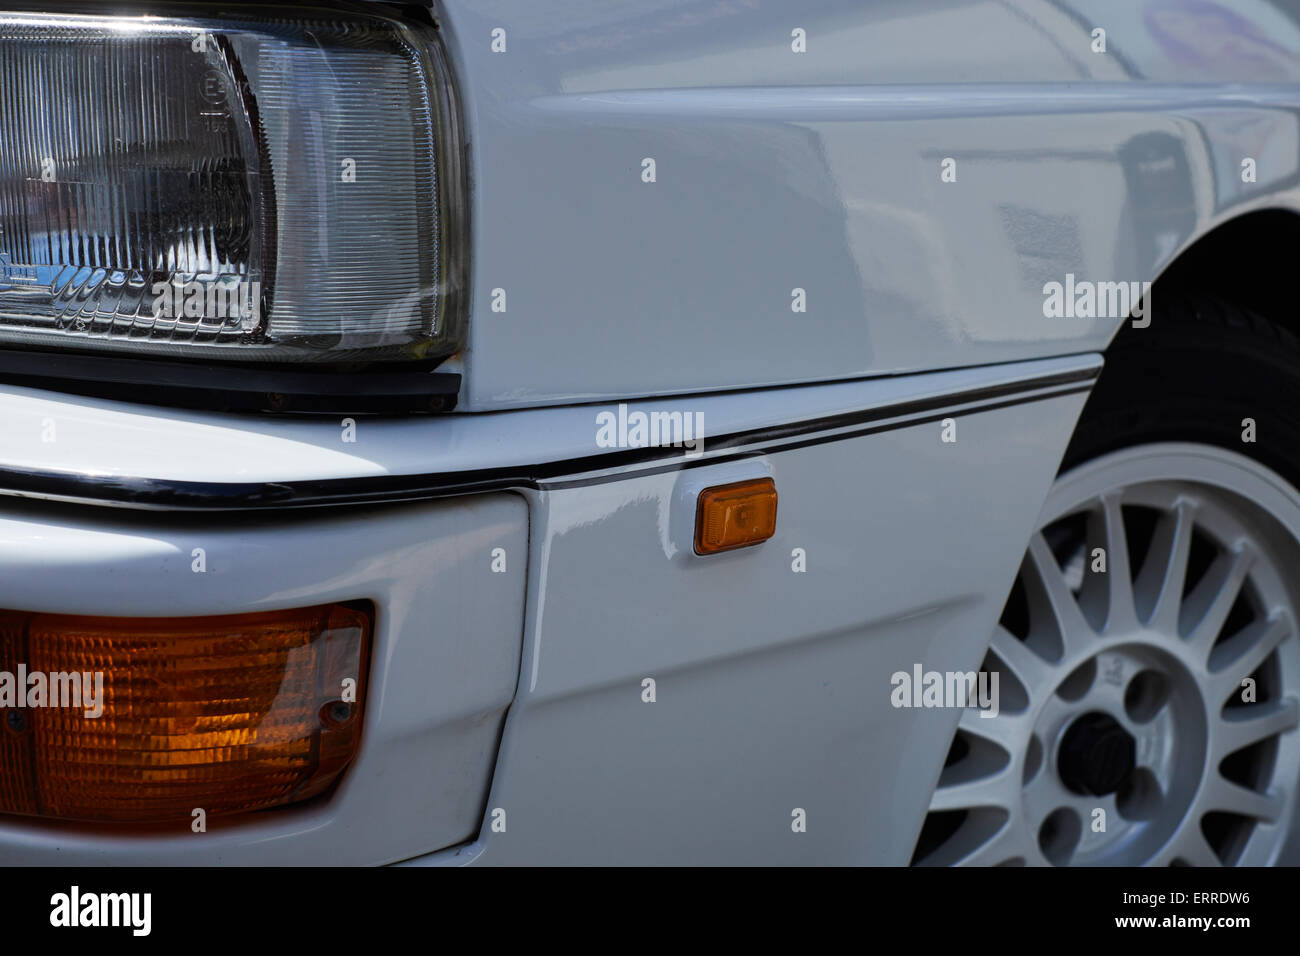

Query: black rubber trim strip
[[0, 349, 461, 414], [545, 384, 1093, 491], [0, 366, 1097, 512]]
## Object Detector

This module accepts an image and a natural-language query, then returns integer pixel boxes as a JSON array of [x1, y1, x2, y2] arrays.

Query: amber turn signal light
[[0, 603, 371, 825], [694, 477, 778, 554]]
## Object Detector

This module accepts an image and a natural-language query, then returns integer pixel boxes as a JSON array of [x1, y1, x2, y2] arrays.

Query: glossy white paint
[[403, 385, 1092, 864], [0, 355, 1096, 491], [435, 0, 1300, 409]]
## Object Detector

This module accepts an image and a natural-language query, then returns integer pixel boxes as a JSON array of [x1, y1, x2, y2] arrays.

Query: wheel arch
[[1107, 206, 1300, 354]]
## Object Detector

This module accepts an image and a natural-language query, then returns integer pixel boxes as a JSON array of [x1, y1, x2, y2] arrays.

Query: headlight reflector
[[0, 8, 462, 369]]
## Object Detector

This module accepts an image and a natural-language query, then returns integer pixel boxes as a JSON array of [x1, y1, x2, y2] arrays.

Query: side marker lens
[[694, 478, 778, 555]]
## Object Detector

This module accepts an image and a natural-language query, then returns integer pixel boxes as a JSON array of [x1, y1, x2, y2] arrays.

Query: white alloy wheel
[[914, 443, 1300, 866]]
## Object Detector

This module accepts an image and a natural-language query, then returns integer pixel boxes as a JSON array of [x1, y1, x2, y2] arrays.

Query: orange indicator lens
[[694, 478, 778, 555], [0, 603, 371, 825]]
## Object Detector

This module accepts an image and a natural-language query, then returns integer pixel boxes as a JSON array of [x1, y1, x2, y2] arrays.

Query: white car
[[0, 0, 1298, 868]]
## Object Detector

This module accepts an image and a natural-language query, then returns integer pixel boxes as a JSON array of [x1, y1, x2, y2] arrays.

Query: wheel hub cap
[[1058, 711, 1135, 796]]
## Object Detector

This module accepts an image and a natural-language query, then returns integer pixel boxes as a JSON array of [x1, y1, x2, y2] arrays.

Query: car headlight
[[0, 5, 464, 411]]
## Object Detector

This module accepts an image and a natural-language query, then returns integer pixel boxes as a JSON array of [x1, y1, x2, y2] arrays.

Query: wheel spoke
[[1183, 544, 1255, 652], [1026, 531, 1093, 656], [1203, 777, 1284, 823], [1209, 612, 1293, 700], [1098, 493, 1138, 634], [929, 765, 1016, 813], [1136, 500, 1197, 633], [989, 625, 1050, 697], [1216, 698, 1300, 757], [1162, 831, 1222, 867], [956, 706, 1028, 751]]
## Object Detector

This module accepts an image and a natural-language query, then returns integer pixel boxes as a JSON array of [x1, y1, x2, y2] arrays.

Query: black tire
[[1062, 291, 1300, 489]]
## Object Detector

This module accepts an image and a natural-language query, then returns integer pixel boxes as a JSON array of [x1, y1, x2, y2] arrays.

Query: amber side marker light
[[0, 603, 371, 825], [695, 477, 778, 555]]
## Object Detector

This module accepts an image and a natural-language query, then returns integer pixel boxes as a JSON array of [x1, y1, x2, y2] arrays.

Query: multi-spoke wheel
[[913, 443, 1300, 866]]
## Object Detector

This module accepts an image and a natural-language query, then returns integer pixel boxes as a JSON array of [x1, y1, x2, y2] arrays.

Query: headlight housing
[[0, 5, 464, 410]]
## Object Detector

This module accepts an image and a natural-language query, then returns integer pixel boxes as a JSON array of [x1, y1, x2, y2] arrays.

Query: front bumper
[[0, 496, 527, 864]]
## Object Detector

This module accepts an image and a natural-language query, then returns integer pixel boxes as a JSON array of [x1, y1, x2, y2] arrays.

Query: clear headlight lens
[[0, 7, 462, 367]]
